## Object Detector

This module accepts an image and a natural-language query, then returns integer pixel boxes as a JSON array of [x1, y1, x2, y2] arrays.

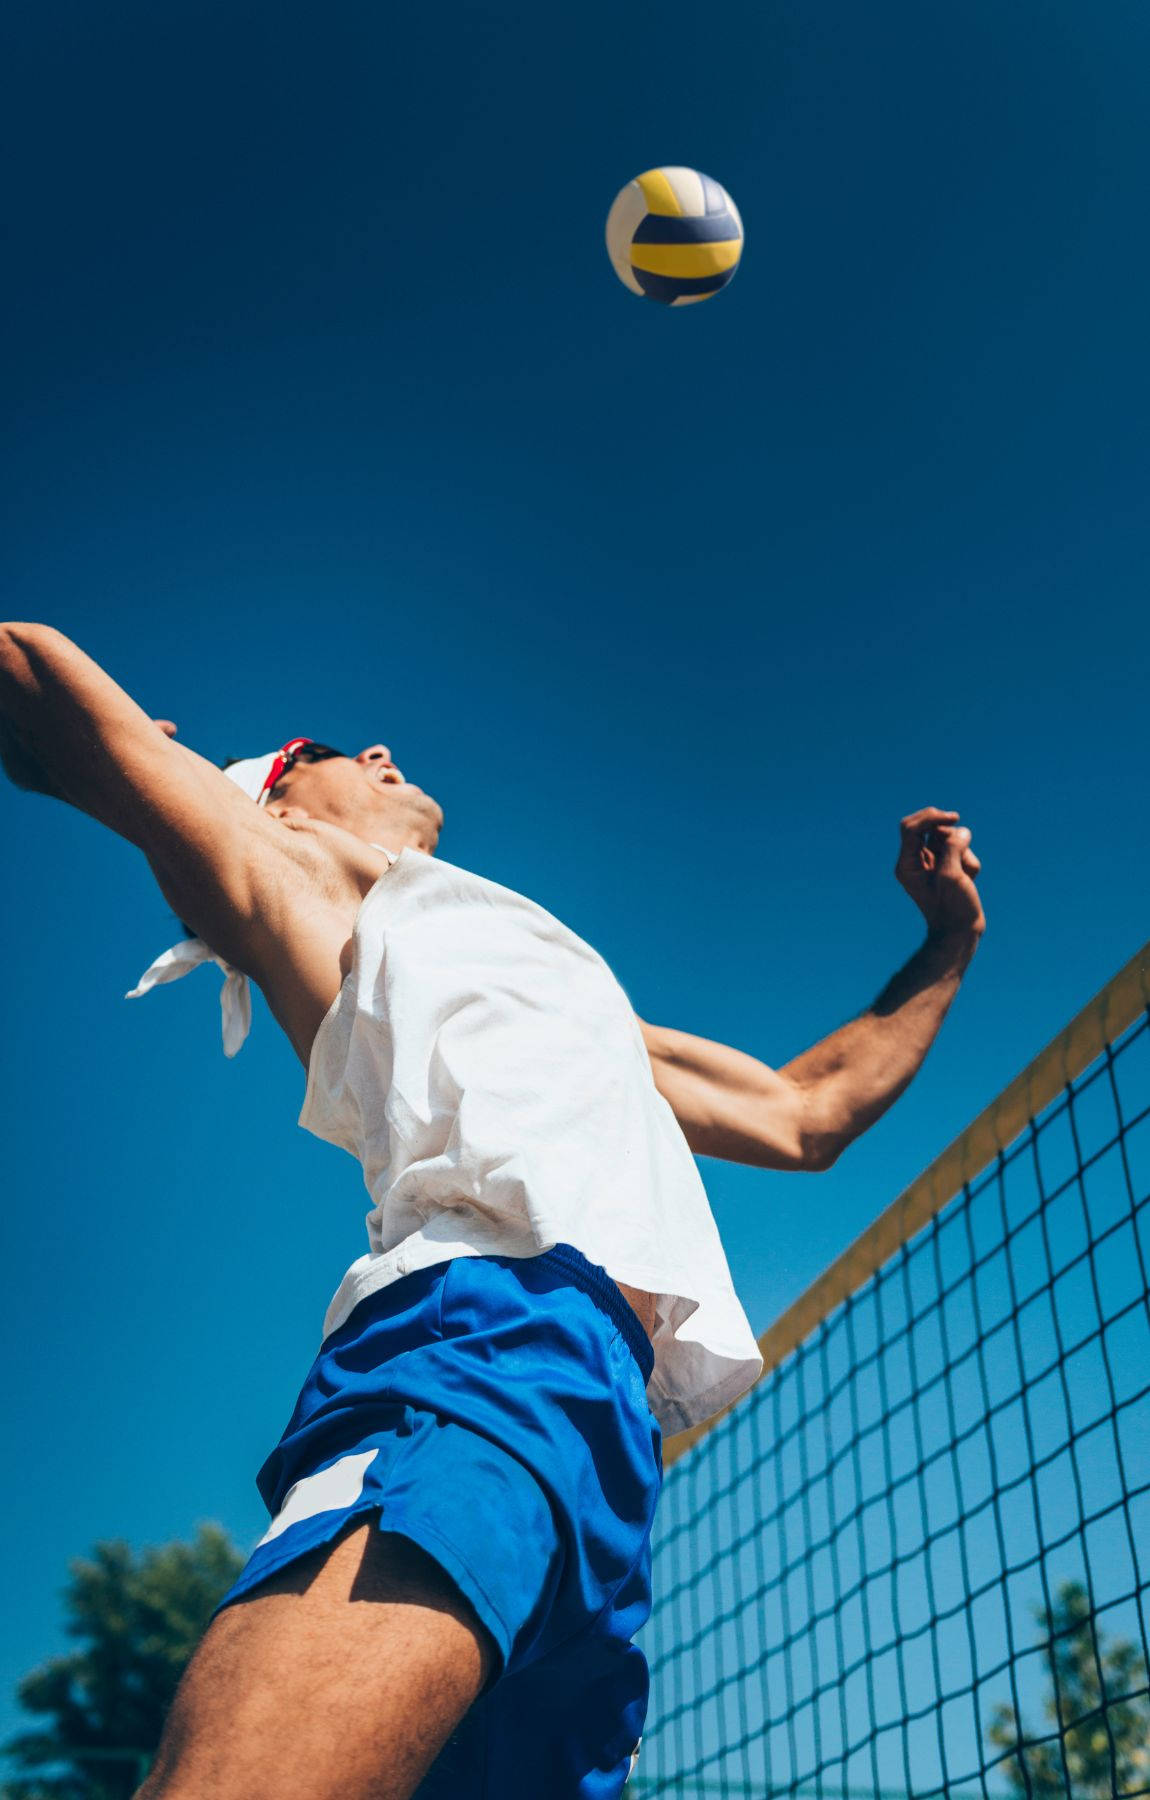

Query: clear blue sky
[[2, 0, 1148, 1759]]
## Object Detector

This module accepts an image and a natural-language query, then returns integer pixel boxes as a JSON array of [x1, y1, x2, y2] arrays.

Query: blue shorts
[[218, 1245, 663, 1798]]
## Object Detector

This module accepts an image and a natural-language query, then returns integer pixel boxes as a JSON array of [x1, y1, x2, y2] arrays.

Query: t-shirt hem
[[647, 1359, 764, 1437]]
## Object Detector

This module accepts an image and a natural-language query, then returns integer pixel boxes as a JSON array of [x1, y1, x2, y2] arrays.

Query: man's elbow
[[0, 626, 36, 717], [0, 621, 49, 650], [0, 622, 26, 679], [744, 1086, 846, 1172], [754, 1107, 845, 1173], [0, 626, 73, 796], [800, 1133, 845, 1172], [795, 1094, 847, 1171], [0, 622, 63, 690]]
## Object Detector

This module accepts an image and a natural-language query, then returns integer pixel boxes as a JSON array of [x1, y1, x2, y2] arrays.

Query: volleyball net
[[630, 941, 1150, 1798]]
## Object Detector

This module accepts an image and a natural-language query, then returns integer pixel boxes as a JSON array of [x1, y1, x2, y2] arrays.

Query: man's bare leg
[[137, 1519, 495, 1800]]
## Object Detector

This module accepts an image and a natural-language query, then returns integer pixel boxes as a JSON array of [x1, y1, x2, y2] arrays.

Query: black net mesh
[[630, 1009, 1150, 1798]]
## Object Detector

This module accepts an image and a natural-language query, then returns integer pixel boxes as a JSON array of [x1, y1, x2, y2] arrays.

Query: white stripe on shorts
[[257, 1449, 379, 1547]]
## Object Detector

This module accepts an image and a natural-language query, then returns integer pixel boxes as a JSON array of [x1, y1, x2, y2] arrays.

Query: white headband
[[215, 750, 281, 804], [125, 740, 310, 1056]]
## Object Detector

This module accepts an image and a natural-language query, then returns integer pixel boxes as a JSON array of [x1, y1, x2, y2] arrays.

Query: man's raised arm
[[0, 623, 282, 961], [641, 808, 985, 1171]]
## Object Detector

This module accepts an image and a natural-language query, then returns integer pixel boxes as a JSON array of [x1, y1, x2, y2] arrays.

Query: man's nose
[[355, 744, 393, 766]]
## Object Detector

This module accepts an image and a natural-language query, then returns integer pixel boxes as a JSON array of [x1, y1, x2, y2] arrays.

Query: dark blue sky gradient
[[2, 0, 1148, 1753]]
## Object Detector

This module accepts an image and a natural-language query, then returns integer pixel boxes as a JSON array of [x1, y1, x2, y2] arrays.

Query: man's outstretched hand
[[895, 807, 985, 945]]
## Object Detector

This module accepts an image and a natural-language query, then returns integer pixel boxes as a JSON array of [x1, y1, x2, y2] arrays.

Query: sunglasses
[[263, 739, 348, 800]]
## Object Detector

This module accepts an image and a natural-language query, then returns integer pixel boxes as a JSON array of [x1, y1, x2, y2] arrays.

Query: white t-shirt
[[301, 848, 763, 1434]]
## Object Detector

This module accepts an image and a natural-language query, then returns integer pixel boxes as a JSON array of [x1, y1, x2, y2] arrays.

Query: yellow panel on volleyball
[[635, 168, 684, 217], [605, 166, 744, 306]]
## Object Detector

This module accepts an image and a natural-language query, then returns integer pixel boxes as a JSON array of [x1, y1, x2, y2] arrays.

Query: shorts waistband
[[537, 1243, 655, 1387]]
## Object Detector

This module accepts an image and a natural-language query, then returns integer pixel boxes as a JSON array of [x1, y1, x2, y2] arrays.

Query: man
[[0, 622, 984, 1800]]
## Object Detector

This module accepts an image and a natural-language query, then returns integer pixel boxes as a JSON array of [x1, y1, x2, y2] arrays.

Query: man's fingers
[[932, 825, 972, 878], [895, 809, 982, 912], [900, 807, 960, 839], [895, 807, 985, 931]]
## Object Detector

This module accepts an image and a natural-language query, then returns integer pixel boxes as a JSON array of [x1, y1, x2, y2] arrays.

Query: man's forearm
[[780, 930, 980, 1156], [647, 808, 986, 1171]]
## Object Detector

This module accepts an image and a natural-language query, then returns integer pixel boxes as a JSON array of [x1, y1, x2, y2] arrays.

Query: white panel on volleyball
[[605, 182, 648, 295], [662, 166, 706, 217]]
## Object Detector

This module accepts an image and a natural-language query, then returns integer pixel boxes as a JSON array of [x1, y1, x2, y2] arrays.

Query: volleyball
[[605, 167, 744, 307]]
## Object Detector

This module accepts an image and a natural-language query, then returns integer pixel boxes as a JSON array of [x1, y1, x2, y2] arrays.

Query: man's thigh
[[138, 1519, 495, 1800]]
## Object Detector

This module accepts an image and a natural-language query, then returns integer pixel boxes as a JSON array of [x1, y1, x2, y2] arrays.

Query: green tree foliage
[[988, 1579, 1150, 1796], [2, 1524, 244, 1800]]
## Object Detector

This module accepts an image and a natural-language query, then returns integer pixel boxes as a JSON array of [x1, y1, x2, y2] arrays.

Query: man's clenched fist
[[895, 807, 985, 943]]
